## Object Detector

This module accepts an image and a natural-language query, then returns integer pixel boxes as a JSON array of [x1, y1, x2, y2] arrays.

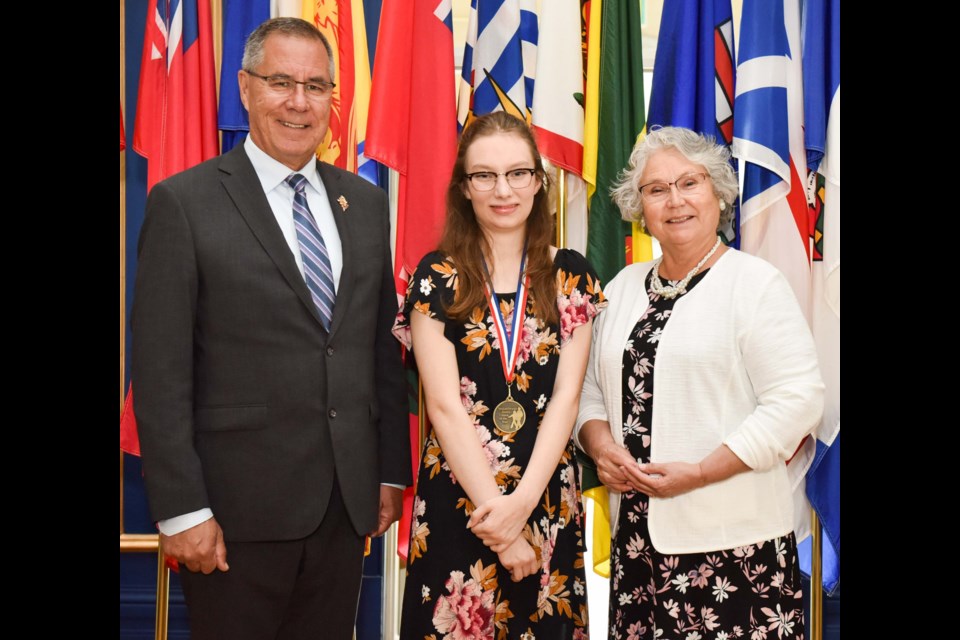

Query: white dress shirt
[[244, 135, 343, 289]]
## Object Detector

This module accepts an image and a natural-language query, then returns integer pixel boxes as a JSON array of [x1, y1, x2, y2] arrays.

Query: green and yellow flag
[[580, 0, 649, 579], [585, 0, 649, 285]]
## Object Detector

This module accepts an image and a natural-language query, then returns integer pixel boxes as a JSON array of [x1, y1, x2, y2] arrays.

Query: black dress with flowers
[[609, 270, 806, 640], [394, 249, 605, 640]]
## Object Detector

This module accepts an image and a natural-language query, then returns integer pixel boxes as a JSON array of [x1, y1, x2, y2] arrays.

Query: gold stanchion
[[810, 511, 822, 640], [555, 167, 567, 249], [120, 534, 160, 553], [155, 546, 171, 640]]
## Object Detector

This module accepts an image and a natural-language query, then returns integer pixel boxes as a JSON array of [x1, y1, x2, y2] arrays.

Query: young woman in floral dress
[[393, 112, 606, 640]]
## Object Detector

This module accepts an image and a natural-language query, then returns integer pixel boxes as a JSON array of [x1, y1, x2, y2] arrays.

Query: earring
[[719, 201, 726, 211]]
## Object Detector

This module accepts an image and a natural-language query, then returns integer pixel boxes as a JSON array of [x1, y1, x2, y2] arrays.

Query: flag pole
[[556, 167, 567, 248], [810, 511, 822, 640], [118, 0, 127, 539]]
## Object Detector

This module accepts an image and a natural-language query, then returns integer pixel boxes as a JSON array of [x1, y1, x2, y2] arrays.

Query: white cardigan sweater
[[575, 250, 824, 554]]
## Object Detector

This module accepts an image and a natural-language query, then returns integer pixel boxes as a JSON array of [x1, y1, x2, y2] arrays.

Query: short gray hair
[[610, 126, 738, 232], [242, 17, 336, 82]]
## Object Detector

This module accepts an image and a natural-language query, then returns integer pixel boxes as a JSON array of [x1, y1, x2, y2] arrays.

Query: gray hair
[[242, 17, 336, 82], [610, 126, 738, 232]]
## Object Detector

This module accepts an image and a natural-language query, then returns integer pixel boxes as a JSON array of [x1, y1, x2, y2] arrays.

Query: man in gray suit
[[131, 17, 410, 639]]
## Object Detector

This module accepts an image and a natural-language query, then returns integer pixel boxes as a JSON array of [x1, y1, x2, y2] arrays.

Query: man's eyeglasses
[[245, 70, 336, 100], [465, 169, 538, 192], [638, 172, 710, 202]]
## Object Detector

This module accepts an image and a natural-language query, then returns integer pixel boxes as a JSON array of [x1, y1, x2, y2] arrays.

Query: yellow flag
[[581, 0, 602, 199]]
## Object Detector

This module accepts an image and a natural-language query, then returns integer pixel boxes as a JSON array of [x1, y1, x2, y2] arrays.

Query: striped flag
[[801, 0, 840, 594], [218, 0, 271, 153], [133, 0, 219, 190], [647, 0, 738, 245], [457, 0, 538, 129]]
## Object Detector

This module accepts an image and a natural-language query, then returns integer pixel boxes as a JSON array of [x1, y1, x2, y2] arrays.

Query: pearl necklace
[[650, 236, 721, 299]]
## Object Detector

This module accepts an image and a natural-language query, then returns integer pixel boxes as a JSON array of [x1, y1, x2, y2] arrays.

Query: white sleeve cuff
[[158, 508, 214, 536]]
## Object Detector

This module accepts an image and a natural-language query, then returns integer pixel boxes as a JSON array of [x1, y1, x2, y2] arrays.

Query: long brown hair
[[438, 112, 557, 326]]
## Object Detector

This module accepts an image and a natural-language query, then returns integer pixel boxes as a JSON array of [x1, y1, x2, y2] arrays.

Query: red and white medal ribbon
[[482, 250, 529, 385]]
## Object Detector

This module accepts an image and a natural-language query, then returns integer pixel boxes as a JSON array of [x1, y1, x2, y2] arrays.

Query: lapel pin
[[337, 195, 349, 212]]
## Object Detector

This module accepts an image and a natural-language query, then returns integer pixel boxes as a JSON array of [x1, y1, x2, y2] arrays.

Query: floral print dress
[[609, 270, 806, 640], [394, 249, 606, 640]]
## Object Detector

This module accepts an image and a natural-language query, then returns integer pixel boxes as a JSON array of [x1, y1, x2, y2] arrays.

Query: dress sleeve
[[391, 252, 457, 350], [554, 249, 608, 347]]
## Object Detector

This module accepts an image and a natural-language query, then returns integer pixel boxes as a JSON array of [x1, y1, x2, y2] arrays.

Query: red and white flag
[[133, 0, 219, 190]]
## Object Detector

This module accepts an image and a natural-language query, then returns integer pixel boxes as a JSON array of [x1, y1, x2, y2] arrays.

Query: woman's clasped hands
[[467, 492, 539, 582], [597, 443, 705, 499]]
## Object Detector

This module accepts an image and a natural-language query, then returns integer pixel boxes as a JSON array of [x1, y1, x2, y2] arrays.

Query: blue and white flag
[[732, 0, 816, 541], [457, 0, 538, 130], [732, 0, 811, 316], [801, 0, 840, 595]]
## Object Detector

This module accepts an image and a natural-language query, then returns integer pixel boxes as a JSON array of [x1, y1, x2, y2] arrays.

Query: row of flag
[[121, 0, 839, 593]]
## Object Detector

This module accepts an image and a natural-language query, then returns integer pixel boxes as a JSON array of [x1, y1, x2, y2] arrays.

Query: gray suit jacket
[[131, 144, 410, 541]]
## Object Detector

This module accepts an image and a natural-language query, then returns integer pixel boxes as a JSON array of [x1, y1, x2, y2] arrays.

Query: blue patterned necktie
[[286, 173, 335, 330]]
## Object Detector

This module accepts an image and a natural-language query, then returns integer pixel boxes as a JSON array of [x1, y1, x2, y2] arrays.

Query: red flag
[[365, 0, 457, 560], [126, 0, 219, 455], [366, 0, 457, 293], [133, 0, 219, 190], [119, 385, 140, 456]]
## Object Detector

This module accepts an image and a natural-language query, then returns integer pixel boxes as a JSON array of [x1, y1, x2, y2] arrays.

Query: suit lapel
[[318, 160, 354, 339], [219, 146, 326, 329]]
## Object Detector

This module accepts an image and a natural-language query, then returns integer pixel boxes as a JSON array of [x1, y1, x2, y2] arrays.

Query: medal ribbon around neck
[[481, 243, 530, 386]]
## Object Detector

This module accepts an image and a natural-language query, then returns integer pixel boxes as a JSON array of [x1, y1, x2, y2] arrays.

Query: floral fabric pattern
[[396, 250, 605, 640], [609, 270, 805, 640]]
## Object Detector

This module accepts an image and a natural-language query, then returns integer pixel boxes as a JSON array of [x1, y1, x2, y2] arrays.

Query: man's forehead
[[262, 35, 329, 71]]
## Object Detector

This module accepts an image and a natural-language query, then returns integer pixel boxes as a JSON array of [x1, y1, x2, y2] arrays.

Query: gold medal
[[493, 385, 526, 434], [482, 247, 529, 435]]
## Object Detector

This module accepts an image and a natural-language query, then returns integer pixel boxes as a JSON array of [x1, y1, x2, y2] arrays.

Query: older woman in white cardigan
[[576, 127, 823, 640]]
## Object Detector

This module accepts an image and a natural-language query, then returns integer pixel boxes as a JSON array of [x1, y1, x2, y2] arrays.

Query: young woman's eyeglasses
[[464, 169, 537, 191]]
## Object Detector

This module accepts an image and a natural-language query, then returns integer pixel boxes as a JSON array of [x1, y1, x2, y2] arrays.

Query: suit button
[[326, 346, 335, 356], [328, 408, 337, 419]]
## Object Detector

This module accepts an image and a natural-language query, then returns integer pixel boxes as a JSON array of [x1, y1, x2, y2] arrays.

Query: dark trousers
[[179, 481, 365, 640]]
